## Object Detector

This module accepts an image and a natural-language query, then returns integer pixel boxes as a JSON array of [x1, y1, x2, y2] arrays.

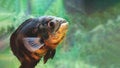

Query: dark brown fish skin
[[10, 16, 68, 68]]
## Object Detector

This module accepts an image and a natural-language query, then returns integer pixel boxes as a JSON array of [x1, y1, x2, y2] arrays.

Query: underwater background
[[0, 0, 120, 68]]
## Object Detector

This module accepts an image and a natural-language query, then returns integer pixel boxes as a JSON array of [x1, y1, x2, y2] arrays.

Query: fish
[[10, 16, 68, 68]]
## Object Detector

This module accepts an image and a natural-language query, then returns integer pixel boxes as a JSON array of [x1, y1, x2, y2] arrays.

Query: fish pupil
[[49, 22, 54, 27]]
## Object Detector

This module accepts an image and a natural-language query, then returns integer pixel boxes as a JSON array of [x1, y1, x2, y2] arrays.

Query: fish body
[[10, 16, 68, 68]]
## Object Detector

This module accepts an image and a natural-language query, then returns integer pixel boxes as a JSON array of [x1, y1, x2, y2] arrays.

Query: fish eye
[[48, 21, 55, 28]]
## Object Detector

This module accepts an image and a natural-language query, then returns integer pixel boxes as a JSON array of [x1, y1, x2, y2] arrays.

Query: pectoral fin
[[23, 37, 44, 52]]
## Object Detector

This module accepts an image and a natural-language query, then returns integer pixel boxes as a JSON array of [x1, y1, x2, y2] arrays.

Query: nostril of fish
[[62, 20, 66, 23]]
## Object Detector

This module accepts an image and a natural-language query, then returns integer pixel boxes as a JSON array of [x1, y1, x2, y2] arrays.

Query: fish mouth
[[57, 22, 68, 33], [53, 21, 68, 34], [52, 22, 68, 39]]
